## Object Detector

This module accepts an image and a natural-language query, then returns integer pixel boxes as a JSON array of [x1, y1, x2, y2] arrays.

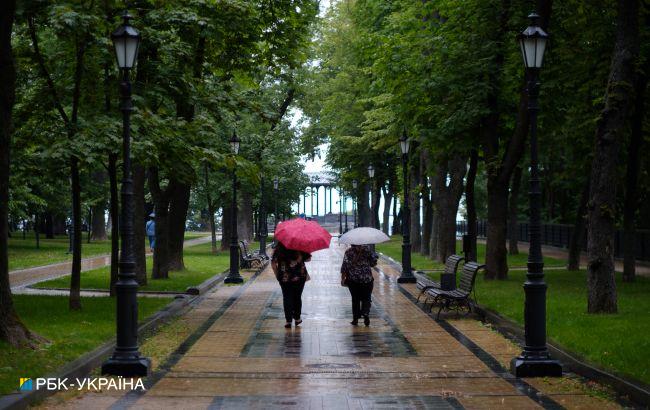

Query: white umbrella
[[339, 227, 390, 245]]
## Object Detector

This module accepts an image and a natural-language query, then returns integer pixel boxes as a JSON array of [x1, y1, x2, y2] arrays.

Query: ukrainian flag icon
[[19, 378, 33, 391]]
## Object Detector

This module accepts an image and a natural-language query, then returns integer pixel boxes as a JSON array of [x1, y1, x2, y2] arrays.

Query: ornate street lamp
[[225, 130, 243, 284], [102, 12, 150, 377], [352, 179, 358, 228], [273, 177, 279, 231], [397, 129, 415, 283], [510, 13, 561, 378]]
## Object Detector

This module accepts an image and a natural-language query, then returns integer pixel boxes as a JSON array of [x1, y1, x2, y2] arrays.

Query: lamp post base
[[101, 356, 150, 377], [397, 275, 417, 283], [224, 274, 244, 284], [510, 355, 562, 378]]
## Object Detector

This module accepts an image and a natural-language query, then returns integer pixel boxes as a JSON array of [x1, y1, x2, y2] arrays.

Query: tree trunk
[[44, 212, 54, 238], [391, 197, 400, 235], [221, 202, 232, 251], [568, 178, 589, 271], [91, 204, 107, 241], [371, 181, 381, 230], [205, 164, 218, 253], [168, 180, 190, 271], [508, 166, 522, 255], [133, 164, 147, 285], [108, 153, 119, 295], [622, 56, 647, 282], [465, 150, 478, 262], [409, 155, 421, 250], [238, 189, 254, 242], [421, 177, 432, 256], [0, 0, 39, 347], [587, 0, 639, 314], [485, 182, 509, 279], [69, 157, 82, 310], [358, 184, 371, 227], [430, 156, 467, 263], [149, 167, 171, 280], [381, 183, 393, 235]]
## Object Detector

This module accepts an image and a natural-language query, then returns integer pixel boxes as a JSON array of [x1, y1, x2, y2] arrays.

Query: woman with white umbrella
[[339, 228, 389, 326]]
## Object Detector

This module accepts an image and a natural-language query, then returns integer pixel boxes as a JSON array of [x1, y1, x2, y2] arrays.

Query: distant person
[[146, 213, 156, 251], [271, 242, 311, 328], [340, 245, 378, 326]]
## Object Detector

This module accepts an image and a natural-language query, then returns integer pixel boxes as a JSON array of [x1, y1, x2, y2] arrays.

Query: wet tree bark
[[221, 201, 232, 251], [149, 167, 173, 279], [409, 152, 421, 250], [381, 180, 394, 235], [358, 184, 371, 227], [391, 197, 400, 235], [133, 164, 147, 285], [421, 177, 433, 256], [508, 166, 522, 255], [238, 189, 254, 242], [622, 56, 647, 282], [430, 156, 467, 262], [568, 178, 589, 271], [465, 150, 478, 262], [587, 0, 639, 313], [90, 170, 108, 240], [168, 181, 191, 271], [205, 164, 218, 254], [371, 181, 381, 230]]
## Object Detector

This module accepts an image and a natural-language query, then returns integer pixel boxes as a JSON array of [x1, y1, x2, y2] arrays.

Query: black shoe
[[364, 315, 370, 326], [295, 319, 303, 326], [284, 322, 292, 328], [350, 319, 358, 326]]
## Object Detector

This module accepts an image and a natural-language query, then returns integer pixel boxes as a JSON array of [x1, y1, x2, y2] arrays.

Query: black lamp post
[[397, 130, 415, 283], [273, 177, 279, 232], [367, 165, 375, 228], [352, 179, 358, 228], [225, 130, 244, 284], [258, 173, 268, 257], [102, 12, 150, 377], [510, 13, 561, 378]]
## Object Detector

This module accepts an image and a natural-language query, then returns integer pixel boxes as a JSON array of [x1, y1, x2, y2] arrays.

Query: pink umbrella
[[275, 218, 332, 254]]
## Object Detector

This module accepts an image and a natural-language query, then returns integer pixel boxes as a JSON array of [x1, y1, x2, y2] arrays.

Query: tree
[[0, 0, 40, 347], [587, 0, 640, 313]]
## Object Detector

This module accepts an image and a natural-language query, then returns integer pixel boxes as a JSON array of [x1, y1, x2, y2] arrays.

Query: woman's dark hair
[[272, 242, 300, 263]]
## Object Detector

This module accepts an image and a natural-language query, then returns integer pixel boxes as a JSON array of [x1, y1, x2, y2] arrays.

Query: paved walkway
[[9, 236, 213, 290], [43, 242, 620, 409]]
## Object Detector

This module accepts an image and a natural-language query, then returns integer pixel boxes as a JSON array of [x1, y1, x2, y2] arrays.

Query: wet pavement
[[9, 236, 213, 290], [39, 242, 621, 409]]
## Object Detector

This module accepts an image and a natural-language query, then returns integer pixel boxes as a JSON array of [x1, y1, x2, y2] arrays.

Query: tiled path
[[46, 242, 620, 409]]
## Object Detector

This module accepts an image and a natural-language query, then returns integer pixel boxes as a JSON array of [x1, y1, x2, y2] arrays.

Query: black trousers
[[280, 281, 305, 322], [348, 281, 373, 319]]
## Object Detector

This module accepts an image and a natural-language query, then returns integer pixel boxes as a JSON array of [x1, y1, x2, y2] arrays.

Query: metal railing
[[456, 220, 650, 261]]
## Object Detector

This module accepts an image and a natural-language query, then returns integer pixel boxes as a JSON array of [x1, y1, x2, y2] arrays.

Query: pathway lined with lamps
[[52, 241, 621, 409]]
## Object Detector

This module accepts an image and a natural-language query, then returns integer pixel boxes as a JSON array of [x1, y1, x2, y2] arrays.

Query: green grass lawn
[[33, 240, 261, 293], [376, 236, 565, 271], [0, 295, 170, 395], [9, 232, 210, 272], [474, 270, 650, 386]]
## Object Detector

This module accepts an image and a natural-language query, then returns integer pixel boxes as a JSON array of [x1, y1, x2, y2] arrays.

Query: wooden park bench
[[423, 261, 485, 320], [416, 254, 464, 301], [240, 240, 269, 261], [238, 241, 265, 269]]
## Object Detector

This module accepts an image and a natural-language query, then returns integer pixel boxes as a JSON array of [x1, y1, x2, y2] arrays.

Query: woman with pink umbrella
[[271, 218, 332, 328]]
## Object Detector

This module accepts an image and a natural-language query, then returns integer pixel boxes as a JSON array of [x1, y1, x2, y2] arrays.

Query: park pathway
[[46, 241, 620, 409], [9, 235, 213, 290]]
